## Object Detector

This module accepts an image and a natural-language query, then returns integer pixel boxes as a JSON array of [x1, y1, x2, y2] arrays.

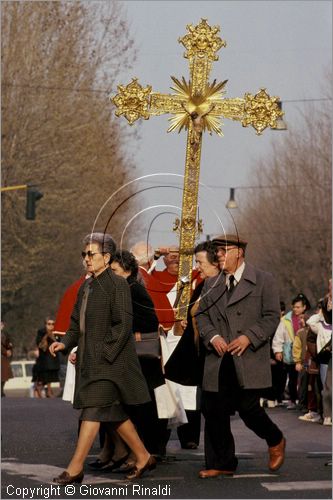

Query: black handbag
[[134, 331, 161, 360]]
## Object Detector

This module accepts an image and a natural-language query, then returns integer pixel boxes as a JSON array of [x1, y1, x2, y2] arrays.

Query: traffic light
[[26, 186, 43, 220]]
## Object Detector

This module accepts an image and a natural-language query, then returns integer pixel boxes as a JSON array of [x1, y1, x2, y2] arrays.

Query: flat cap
[[212, 233, 248, 249]]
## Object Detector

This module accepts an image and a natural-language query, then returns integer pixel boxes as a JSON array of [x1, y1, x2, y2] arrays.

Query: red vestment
[[151, 269, 178, 293], [139, 268, 175, 330], [53, 276, 86, 335]]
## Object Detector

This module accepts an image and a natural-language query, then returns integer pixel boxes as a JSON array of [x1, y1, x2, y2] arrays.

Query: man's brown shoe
[[199, 469, 235, 478], [268, 437, 286, 471]]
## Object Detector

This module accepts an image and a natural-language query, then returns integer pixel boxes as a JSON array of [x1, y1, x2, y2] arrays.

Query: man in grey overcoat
[[196, 234, 286, 478]]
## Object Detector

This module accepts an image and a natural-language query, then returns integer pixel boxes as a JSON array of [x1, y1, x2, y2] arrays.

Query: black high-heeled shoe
[[181, 441, 198, 450], [88, 458, 110, 470], [125, 455, 156, 480], [116, 460, 136, 473], [53, 470, 84, 485]]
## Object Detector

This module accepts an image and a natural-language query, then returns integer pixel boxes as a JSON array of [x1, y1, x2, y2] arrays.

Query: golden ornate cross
[[111, 19, 283, 320]]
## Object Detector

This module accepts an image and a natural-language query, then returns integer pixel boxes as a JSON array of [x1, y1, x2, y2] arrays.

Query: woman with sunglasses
[[35, 317, 59, 398], [49, 233, 155, 485]]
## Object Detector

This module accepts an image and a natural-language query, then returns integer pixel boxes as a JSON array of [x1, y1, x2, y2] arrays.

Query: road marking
[[261, 480, 332, 491], [1, 461, 128, 485], [2, 462, 67, 484], [230, 474, 276, 479], [307, 451, 332, 457], [1, 461, 184, 485]]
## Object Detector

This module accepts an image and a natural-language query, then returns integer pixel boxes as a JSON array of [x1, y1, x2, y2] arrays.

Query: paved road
[[1, 397, 332, 499]]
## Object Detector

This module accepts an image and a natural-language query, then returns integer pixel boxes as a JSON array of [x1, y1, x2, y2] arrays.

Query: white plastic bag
[[154, 379, 188, 427], [62, 347, 77, 403], [155, 331, 188, 427]]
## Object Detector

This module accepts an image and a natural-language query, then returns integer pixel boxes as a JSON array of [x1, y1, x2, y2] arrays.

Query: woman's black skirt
[[37, 369, 59, 384], [80, 401, 128, 422]]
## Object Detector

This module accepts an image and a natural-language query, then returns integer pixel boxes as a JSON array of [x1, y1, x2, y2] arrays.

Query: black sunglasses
[[81, 251, 105, 258]]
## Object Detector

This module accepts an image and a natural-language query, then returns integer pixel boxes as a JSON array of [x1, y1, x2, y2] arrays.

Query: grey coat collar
[[227, 262, 257, 307], [209, 262, 257, 317]]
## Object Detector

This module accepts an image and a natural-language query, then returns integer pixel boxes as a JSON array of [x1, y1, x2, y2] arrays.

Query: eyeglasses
[[47, 322, 55, 325], [81, 251, 104, 259]]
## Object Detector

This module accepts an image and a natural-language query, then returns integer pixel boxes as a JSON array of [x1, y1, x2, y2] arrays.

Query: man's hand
[[275, 352, 283, 362], [227, 335, 250, 356], [211, 336, 228, 356], [49, 341, 65, 357], [180, 319, 188, 330], [173, 319, 186, 336], [295, 362, 303, 372]]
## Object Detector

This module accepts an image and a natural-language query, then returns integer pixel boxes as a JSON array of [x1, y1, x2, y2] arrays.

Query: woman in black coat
[[50, 233, 156, 484], [35, 318, 59, 398], [110, 251, 169, 463]]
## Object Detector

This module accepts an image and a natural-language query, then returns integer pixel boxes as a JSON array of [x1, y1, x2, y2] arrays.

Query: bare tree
[[235, 90, 332, 307], [1, 1, 138, 354]]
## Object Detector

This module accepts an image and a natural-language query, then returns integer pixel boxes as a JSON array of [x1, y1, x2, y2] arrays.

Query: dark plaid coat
[[61, 268, 150, 409]]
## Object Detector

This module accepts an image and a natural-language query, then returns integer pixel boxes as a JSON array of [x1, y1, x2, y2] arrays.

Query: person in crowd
[[152, 245, 180, 293], [30, 348, 43, 398], [196, 233, 285, 478], [35, 317, 60, 398], [164, 240, 219, 449], [271, 301, 288, 406], [307, 294, 332, 426], [280, 301, 286, 318], [130, 241, 175, 331], [49, 233, 156, 485], [272, 293, 311, 410], [1, 321, 13, 397], [322, 352, 332, 426], [260, 301, 288, 409], [151, 243, 203, 447], [108, 251, 170, 461], [54, 275, 87, 335], [294, 316, 321, 422]]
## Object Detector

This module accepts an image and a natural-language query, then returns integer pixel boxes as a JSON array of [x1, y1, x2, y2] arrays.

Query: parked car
[[4, 360, 60, 397]]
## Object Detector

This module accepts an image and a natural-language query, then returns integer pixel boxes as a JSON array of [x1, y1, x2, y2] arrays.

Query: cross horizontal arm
[[112, 79, 283, 135], [149, 93, 185, 116], [210, 97, 245, 122], [208, 89, 283, 135]]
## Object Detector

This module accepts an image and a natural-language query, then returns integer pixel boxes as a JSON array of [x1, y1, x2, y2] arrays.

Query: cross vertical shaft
[[176, 42, 214, 318]]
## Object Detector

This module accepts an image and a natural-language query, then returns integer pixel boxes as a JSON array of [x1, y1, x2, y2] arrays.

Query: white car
[[4, 360, 60, 397]]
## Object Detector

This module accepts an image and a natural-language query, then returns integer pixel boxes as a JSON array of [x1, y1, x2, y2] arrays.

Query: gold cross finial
[[113, 78, 152, 125], [178, 18, 226, 61]]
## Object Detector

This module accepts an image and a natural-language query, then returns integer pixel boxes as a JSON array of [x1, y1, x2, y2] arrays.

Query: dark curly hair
[[194, 241, 218, 265], [112, 250, 138, 280]]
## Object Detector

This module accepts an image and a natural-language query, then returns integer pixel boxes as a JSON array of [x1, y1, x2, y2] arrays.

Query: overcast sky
[[110, 1, 331, 249]]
